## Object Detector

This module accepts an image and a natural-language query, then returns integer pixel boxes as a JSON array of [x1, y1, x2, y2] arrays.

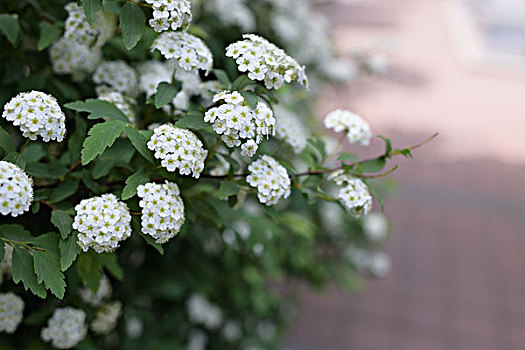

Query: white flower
[[98, 91, 136, 125], [0, 161, 33, 217], [145, 0, 192, 32], [151, 32, 213, 73], [362, 212, 388, 243], [41, 307, 87, 349], [209, 154, 230, 177], [246, 155, 291, 206], [50, 38, 102, 76], [0, 292, 24, 334], [91, 301, 122, 335], [73, 194, 132, 253], [274, 107, 309, 154], [188, 329, 207, 350], [78, 275, 112, 306], [0, 245, 13, 284], [323, 109, 372, 146], [212, 0, 255, 31], [328, 171, 372, 217], [137, 181, 185, 244], [126, 316, 143, 339], [137, 60, 174, 97], [347, 247, 391, 278], [186, 294, 223, 330], [93, 61, 138, 97], [225, 34, 308, 89], [147, 124, 208, 178], [2, 91, 66, 142], [205, 90, 274, 156], [63, 2, 114, 49], [222, 320, 242, 342]]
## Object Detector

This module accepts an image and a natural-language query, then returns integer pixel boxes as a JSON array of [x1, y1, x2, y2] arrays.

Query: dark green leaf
[[174, 112, 209, 130], [69, 115, 87, 163], [77, 251, 103, 292], [98, 253, 124, 280], [240, 91, 258, 110], [81, 120, 125, 165], [26, 162, 68, 179], [50, 179, 79, 203], [0, 224, 32, 241], [0, 243, 4, 261], [155, 82, 178, 108], [32, 233, 66, 299], [65, 99, 130, 122], [133, 217, 164, 254], [4, 152, 26, 170], [122, 171, 150, 200], [12, 247, 47, 298], [0, 14, 21, 46], [22, 143, 46, 162], [37, 23, 61, 51], [125, 125, 155, 163], [213, 69, 230, 87], [51, 210, 73, 239], [217, 181, 238, 200], [82, 0, 102, 25], [59, 231, 79, 271], [0, 125, 15, 153], [120, 2, 145, 50]]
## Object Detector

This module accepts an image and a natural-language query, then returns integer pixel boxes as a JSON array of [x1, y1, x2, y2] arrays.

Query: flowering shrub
[[0, 0, 435, 349]]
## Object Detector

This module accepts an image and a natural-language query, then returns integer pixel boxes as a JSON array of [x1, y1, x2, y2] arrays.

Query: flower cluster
[[0, 292, 24, 334], [174, 69, 220, 107], [205, 91, 275, 157], [274, 107, 309, 154], [50, 38, 102, 76], [329, 171, 372, 217], [247, 155, 291, 206], [0, 161, 33, 217], [324, 109, 372, 146], [79, 275, 112, 307], [63, 2, 114, 49], [151, 32, 213, 72], [138, 60, 173, 97], [91, 301, 122, 335], [146, 0, 192, 32], [2, 91, 66, 142], [0, 245, 13, 284], [147, 124, 208, 178], [226, 34, 308, 89], [212, 0, 255, 31], [137, 181, 185, 244], [41, 307, 87, 349], [73, 194, 132, 253], [93, 61, 138, 97], [98, 91, 136, 125], [362, 213, 389, 243], [186, 294, 223, 330]]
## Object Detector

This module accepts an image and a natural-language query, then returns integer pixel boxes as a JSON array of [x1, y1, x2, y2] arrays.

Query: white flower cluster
[[247, 155, 291, 206], [41, 307, 87, 349], [64, 2, 114, 48], [73, 194, 132, 253], [98, 92, 136, 125], [186, 294, 223, 330], [347, 248, 391, 278], [91, 301, 122, 335], [50, 38, 102, 75], [274, 107, 309, 154], [329, 171, 372, 217], [362, 213, 389, 243], [137, 181, 185, 244], [0, 245, 13, 284], [152, 32, 213, 72], [173, 69, 221, 109], [138, 60, 173, 97], [146, 0, 192, 32], [2, 91, 66, 142], [222, 320, 242, 342], [226, 34, 308, 89], [79, 275, 112, 307], [205, 91, 275, 157], [212, 0, 255, 31], [0, 161, 33, 217], [324, 109, 372, 146], [93, 61, 138, 97], [147, 124, 207, 178], [188, 329, 207, 350], [0, 292, 24, 334]]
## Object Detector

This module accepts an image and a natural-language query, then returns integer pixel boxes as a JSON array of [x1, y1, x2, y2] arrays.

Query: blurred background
[[287, 0, 525, 349]]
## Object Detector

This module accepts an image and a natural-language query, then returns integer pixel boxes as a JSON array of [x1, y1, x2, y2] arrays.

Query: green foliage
[[155, 82, 179, 108], [37, 23, 61, 51], [0, 14, 21, 46], [82, 0, 102, 25], [81, 120, 125, 165], [51, 210, 73, 239], [65, 99, 131, 122], [119, 2, 145, 50], [122, 171, 150, 200]]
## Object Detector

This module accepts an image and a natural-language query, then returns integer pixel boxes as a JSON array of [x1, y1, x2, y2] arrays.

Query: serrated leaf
[[82, 0, 102, 25], [240, 91, 258, 110], [174, 112, 209, 130], [217, 181, 238, 200], [125, 126, 155, 163], [32, 233, 66, 299], [51, 210, 73, 239], [0, 14, 21, 46], [50, 179, 79, 203], [122, 171, 150, 200], [77, 251, 103, 292], [155, 82, 178, 108], [0, 125, 15, 153], [81, 120, 125, 165], [59, 231, 79, 271], [4, 152, 26, 170], [120, 2, 145, 50], [213, 69, 230, 87], [37, 23, 61, 51], [65, 99, 130, 122], [12, 247, 47, 298]]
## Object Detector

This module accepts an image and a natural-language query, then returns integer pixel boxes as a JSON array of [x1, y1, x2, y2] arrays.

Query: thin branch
[[40, 200, 58, 211]]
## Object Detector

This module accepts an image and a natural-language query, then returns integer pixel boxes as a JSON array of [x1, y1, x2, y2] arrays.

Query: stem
[[19, 139, 30, 155], [233, 75, 247, 90], [205, 138, 223, 162], [1, 238, 45, 252], [40, 200, 58, 211], [320, 133, 346, 165]]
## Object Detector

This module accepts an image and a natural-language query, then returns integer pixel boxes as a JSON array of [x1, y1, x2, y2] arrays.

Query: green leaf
[[69, 115, 87, 163], [81, 120, 125, 165], [59, 231, 79, 271], [37, 23, 61, 51], [122, 171, 150, 200], [26, 162, 68, 179], [51, 210, 73, 239], [125, 126, 155, 163], [0, 14, 21, 46], [32, 233, 66, 299], [338, 152, 359, 164], [0, 243, 4, 261], [360, 157, 386, 173], [120, 2, 145, 50], [213, 69, 230, 87], [367, 184, 384, 212], [82, 0, 102, 25], [155, 82, 178, 108], [0, 125, 15, 153], [240, 91, 258, 110], [174, 111, 209, 130], [98, 253, 124, 280], [217, 181, 238, 200], [65, 99, 130, 122], [50, 179, 79, 203], [12, 247, 47, 298], [77, 251, 103, 292], [4, 152, 26, 170], [0, 224, 32, 241], [378, 135, 392, 158], [132, 217, 164, 254]]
